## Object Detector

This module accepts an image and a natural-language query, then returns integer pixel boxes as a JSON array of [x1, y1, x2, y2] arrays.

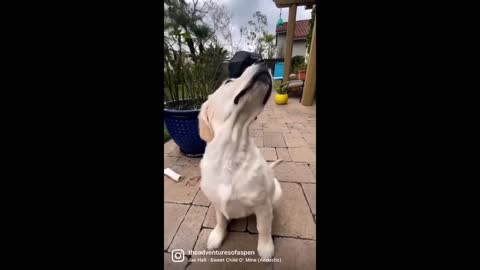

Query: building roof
[[276, 19, 310, 40]]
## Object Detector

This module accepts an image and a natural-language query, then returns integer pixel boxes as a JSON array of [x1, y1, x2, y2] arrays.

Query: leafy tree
[[241, 11, 268, 55], [165, 0, 217, 60], [164, 0, 231, 109], [258, 33, 276, 59], [191, 24, 214, 54], [165, 0, 237, 59], [203, 0, 236, 54]]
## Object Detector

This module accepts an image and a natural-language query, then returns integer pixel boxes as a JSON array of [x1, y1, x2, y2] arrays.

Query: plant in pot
[[297, 62, 308, 81], [291, 55, 305, 74], [274, 81, 289, 105], [164, 45, 228, 157]]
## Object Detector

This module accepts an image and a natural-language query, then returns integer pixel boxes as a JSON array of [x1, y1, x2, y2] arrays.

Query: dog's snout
[[254, 59, 265, 65]]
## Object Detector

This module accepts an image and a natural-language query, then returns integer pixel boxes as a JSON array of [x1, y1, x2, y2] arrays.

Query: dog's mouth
[[233, 69, 272, 105]]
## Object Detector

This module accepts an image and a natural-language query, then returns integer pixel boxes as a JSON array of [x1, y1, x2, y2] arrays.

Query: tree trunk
[[185, 37, 196, 57], [181, 26, 196, 59]]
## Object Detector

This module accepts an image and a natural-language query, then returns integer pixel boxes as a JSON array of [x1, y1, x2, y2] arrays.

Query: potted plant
[[274, 81, 289, 105], [297, 62, 308, 80], [291, 55, 305, 73], [164, 45, 228, 157]]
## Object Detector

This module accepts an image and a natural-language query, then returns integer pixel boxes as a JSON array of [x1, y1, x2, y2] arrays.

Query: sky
[[188, 0, 313, 53], [218, 0, 312, 35]]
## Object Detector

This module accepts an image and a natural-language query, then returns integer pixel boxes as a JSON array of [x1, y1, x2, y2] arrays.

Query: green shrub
[[291, 55, 306, 73]]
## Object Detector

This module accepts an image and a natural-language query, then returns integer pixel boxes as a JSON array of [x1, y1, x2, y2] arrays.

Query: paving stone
[[165, 141, 182, 157], [303, 126, 315, 134], [263, 133, 286, 148], [164, 140, 176, 151], [186, 157, 201, 167], [249, 122, 263, 130], [188, 229, 272, 270], [259, 148, 277, 161], [274, 162, 315, 183], [168, 205, 208, 253], [287, 116, 308, 124], [301, 183, 316, 215], [173, 155, 201, 167], [193, 189, 211, 207], [164, 166, 201, 204], [203, 204, 216, 228], [288, 148, 316, 162], [165, 156, 179, 168], [254, 137, 264, 147], [273, 237, 316, 270], [205, 206, 243, 231], [302, 134, 316, 146], [282, 129, 303, 137], [283, 134, 309, 148], [308, 162, 316, 177], [250, 129, 263, 137], [255, 115, 269, 123], [268, 113, 285, 119], [286, 123, 305, 130], [262, 123, 290, 133], [165, 252, 188, 270], [303, 124, 317, 132], [203, 205, 247, 232], [247, 183, 316, 240], [175, 156, 191, 166], [263, 127, 290, 134], [228, 218, 247, 232], [275, 148, 291, 161], [164, 203, 189, 250], [271, 117, 289, 124]]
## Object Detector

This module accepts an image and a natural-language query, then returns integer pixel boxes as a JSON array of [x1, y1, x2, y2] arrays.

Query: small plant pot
[[274, 93, 288, 105], [298, 70, 307, 80]]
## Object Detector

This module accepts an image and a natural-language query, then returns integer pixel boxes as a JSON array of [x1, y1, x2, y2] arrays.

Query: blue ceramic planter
[[164, 106, 206, 157]]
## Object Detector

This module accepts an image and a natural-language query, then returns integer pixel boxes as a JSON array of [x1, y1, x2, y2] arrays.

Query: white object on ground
[[164, 168, 183, 182]]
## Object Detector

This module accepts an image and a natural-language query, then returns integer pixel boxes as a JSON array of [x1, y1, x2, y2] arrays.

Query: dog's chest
[[200, 157, 265, 219]]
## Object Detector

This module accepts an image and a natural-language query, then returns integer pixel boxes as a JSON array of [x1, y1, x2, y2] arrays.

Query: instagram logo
[[171, 249, 185, 262]]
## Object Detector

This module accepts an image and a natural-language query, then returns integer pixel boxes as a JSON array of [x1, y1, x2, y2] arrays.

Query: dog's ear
[[198, 101, 214, 143]]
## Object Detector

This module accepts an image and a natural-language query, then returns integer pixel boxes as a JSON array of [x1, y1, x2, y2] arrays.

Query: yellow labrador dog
[[198, 59, 283, 259]]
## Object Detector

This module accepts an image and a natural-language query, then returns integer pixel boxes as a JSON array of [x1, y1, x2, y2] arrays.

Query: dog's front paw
[[207, 227, 226, 250], [257, 237, 275, 259]]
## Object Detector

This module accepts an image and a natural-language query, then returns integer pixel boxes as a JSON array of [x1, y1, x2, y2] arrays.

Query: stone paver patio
[[164, 96, 316, 270]]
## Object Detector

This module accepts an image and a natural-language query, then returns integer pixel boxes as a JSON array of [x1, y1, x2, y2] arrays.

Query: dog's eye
[[224, 79, 233, 85]]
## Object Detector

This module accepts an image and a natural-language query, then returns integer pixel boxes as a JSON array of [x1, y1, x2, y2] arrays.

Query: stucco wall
[[276, 34, 307, 57], [292, 41, 307, 56]]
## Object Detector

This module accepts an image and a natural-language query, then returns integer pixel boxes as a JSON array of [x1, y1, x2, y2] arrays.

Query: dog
[[198, 59, 283, 259]]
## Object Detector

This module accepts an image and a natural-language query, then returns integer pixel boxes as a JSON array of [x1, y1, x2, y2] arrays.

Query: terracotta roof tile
[[276, 19, 310, 40]]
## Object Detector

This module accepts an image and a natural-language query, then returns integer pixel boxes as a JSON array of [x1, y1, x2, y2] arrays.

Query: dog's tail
[[272, 177, 283, 206], [269, 159, 283, 169], [270, 159, 283, 205]]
